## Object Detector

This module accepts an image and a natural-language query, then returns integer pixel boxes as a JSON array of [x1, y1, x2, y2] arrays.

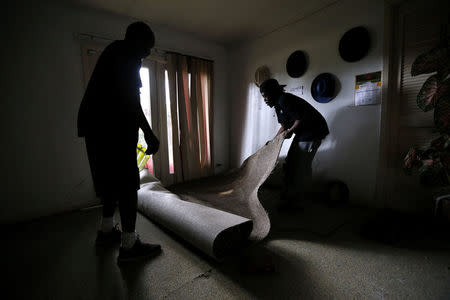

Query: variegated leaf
[[417, 74, 439, 111], [404, 147, 422, 170], [419, 165, 447, 187], [411, 45, 450, 77], [430, 134, 450, 150]]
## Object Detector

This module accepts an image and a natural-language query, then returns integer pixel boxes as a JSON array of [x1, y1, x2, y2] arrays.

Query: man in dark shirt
[[260, 79, 329, 210], [78, 22, 161, 263]]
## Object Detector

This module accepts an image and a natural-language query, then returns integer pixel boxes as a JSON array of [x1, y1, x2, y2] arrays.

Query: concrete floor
[[2, 188, 450, 300]]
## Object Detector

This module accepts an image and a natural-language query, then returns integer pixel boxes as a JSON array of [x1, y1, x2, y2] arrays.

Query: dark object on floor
[[361, 209, 450, 248], [277, 201, 304, 213], [95, 224, 121, 246], [117, 238, 162, 263], [435, 194, 450, 221], [339, 26, 370, 62], [361, 209, 424, 246], [239, 253, 275, 274], [325, 180, 349, 207]]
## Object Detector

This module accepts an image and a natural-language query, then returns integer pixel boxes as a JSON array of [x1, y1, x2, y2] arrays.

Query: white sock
[[100, 217, 114, 233], [121, 231, 137, 249]]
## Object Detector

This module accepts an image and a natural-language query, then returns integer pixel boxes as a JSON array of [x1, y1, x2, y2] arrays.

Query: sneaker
[[117, 236, 162, 263], [95, 224, 121, 246]]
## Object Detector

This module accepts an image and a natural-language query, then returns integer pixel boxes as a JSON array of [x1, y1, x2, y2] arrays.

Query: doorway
[[378, 0, 450, 213]]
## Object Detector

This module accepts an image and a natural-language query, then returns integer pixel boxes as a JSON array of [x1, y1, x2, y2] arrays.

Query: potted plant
[[403, 31, 450, 219]]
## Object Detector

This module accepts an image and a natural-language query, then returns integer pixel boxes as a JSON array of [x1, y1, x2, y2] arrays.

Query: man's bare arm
[[286, 119, 301, 135], [276, 125, 285, 136]]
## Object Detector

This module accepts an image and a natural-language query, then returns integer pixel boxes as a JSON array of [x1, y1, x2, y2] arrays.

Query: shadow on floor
[[258, 186, 450, 252], [2, 188, 450, 300]]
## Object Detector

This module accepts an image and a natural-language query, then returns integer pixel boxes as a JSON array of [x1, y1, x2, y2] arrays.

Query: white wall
[[0, 0, 229, 223], [228, 0, 384, 207]]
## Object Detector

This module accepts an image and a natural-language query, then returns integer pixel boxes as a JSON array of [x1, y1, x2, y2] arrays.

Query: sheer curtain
[[166, 53, 214, 182]]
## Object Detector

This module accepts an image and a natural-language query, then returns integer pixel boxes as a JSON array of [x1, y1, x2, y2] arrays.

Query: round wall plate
[[255, 66, 270, 87]]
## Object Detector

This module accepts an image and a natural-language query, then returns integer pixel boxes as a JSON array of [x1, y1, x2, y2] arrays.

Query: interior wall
[[0, 0, 229, 223], [228, 0, 384, 207]]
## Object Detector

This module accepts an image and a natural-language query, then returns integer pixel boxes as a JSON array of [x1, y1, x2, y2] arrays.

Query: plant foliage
[[404, 36, 450, 187]]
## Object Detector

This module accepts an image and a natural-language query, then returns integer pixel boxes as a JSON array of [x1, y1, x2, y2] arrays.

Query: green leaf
[[404, 147, 422, 171], [419, 161, 448, 187], [433, 78, 450, 133], [430, 134, 450, 151], [417, 75, 439, 111], [411, 45, 450, 77]]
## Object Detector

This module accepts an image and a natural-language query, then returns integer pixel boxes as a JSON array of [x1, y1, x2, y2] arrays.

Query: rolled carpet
[[137, 134, 285, 260]]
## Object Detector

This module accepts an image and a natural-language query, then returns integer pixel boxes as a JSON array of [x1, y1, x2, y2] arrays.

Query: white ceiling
[[70, 0, 338, 46]]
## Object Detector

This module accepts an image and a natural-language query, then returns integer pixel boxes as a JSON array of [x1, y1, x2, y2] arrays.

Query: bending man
[[260, 79, 329, 210]]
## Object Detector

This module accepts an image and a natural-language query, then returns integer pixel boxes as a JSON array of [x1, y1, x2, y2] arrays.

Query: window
[[138, 67, 154, 174], [138, 67, 177, 175], [81, 44, 213, 182]]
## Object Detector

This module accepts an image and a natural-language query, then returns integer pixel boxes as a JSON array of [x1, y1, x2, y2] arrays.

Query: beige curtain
[[166, 55, 183, 183], [190, 58, 214, 178], [166, 53, 214, 182], [146, 60, 173, 185]]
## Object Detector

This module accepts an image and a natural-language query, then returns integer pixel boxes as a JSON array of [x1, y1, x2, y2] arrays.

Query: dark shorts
[[85, 133, 139, 197]]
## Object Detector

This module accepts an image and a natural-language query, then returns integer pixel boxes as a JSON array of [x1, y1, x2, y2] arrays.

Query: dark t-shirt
[[275, 93, 329, 141], [77, 40, 143, 195], [77, 40, 142, 138]]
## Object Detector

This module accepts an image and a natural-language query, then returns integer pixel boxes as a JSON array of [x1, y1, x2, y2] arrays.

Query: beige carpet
[[138, 134, 285, 259]]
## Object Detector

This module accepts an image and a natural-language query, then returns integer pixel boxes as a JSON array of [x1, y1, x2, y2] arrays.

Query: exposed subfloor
[[2, 188, 450, 299]]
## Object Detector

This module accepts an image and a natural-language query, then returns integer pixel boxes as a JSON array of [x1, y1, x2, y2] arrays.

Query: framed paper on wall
[[354, 71, 382, 106]]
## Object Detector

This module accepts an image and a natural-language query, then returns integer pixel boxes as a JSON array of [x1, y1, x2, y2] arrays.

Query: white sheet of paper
[[355, 81, 381, 106]]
